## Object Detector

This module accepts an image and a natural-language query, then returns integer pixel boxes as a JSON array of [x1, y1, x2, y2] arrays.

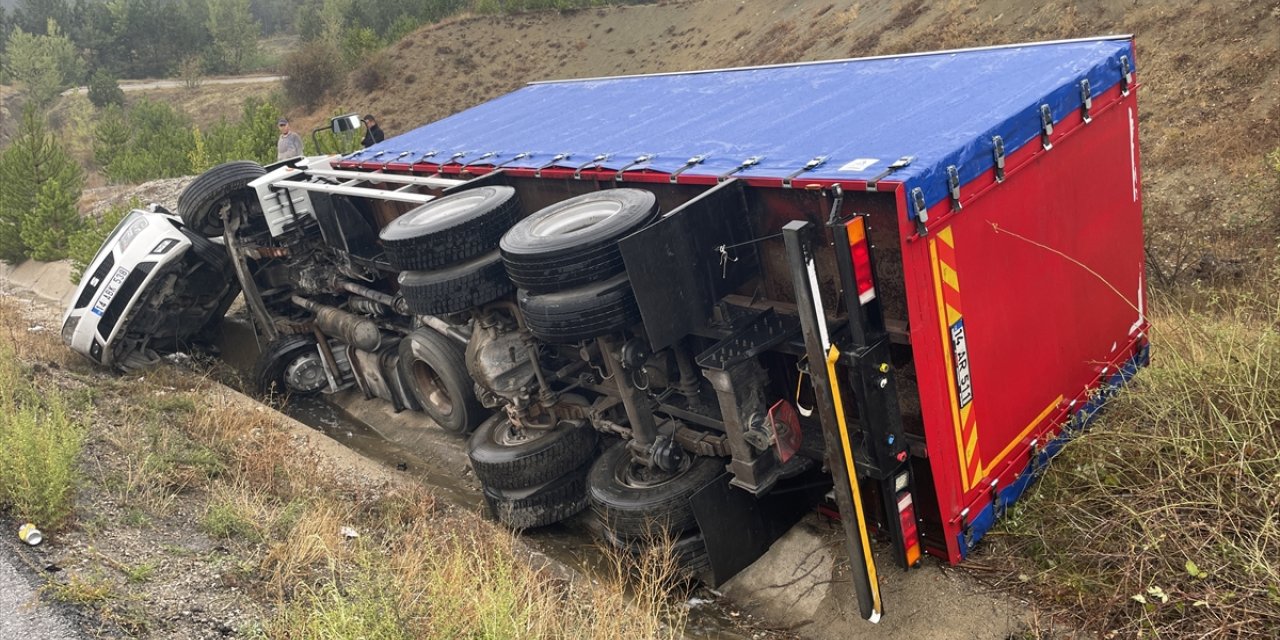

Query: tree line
[[0, 0, 472, 89]]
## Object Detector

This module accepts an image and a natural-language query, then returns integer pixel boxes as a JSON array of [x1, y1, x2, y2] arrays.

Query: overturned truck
[[64, 37, 1147, 620]]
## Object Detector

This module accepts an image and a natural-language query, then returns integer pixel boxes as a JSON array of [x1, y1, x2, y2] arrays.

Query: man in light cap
[[361, 114, 384, 148], [277, 117, 303, 160]]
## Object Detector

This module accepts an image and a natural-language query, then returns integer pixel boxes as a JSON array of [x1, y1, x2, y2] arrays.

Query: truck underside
[[67, 37, 1148, 622]]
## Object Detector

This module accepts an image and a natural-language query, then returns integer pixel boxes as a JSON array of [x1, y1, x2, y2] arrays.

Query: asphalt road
[[0, 547, 81, 639]]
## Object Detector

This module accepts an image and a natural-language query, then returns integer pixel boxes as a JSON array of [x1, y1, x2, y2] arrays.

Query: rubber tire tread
[[397, 328, 484, 435], [398, 250, 513, 315], [502, 250, 626, 295], [587, 441, 724, 541], [500, 189, 658, 293], [177, 161, 265, 237], [380, 186, 519, 272], [180, 228, 230, 273], [517, 274, 640, 343], [482, 463, 590, 529], [602, 528, 712, 580], [467, 416, 599, 490], [254, 335, 321, 398]]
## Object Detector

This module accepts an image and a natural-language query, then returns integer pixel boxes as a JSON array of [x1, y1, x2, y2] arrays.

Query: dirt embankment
[[309, 0, 1279, 280]]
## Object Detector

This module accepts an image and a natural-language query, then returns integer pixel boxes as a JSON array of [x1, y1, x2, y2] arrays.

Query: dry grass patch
[[982, 292, 1280, 637]]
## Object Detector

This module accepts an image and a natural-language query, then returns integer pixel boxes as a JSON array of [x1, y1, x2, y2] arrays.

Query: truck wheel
[[398, 328, 484, 435], [397, 250, 513, 315], [517, 273, 641, 344], [482, 462, 590, 529], [380, 186, 520, 272], [588, 441, 723, 541], [179, 228, 230, 273], [602, 527, 712, 579], [178, 161, 265, 237], [500, 189, 657, 294], [255, 335, 327, 398], [468, 415, 598, 490]]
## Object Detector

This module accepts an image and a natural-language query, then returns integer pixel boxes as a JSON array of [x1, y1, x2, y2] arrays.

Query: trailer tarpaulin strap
[[343, 37, 1135, 219]]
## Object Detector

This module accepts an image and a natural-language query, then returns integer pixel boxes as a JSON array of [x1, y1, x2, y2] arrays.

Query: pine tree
[[21, 177, 82, 261], [0, 107, 85, 263]]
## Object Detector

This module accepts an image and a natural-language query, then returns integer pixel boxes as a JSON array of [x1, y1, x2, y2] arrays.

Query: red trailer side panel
[[902, 84, 1146, 563]]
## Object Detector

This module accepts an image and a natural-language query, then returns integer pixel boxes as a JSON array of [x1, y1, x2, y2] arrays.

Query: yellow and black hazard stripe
[[929, 226, 983, 491]]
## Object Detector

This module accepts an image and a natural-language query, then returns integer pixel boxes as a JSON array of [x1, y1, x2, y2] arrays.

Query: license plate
[[91, 266, 130, 316]]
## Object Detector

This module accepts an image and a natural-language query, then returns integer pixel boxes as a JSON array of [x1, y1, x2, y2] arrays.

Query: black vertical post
[[830, 213, 921, 570], [782, 220, 882, 622]]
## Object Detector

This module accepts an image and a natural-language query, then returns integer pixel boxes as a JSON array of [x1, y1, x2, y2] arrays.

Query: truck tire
[[178, 161, 265, 237], [468, 415, 598, 490], [398, 250, 513, 315], [398, 328, 484, 435], [482, 463, 591, 529], [517, 273, 641, 344], [500, 189, 657, 293], [588, 441, 723, 541], [179, 228, 230, 273], [602, 527, 712, 579], [380, 186, 519, 272], [255, 335, 327, 398]]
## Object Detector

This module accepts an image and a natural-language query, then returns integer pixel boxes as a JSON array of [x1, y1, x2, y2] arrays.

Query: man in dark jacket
[[361, 114, 385, 148]]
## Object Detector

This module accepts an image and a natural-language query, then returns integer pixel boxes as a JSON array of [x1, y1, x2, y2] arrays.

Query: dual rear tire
[[468, 415, 599, 529], [500, 189, 658, 343]]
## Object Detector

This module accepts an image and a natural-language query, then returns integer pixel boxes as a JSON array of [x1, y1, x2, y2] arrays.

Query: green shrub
[[86, 69, 124, 108], [0, 344, 85, 530], [68, 200, 134, 283], [0, 107, 84, 263], [20, 177, 82, 261], [97, 100, 196, 184], [282, 41, 343, 109]]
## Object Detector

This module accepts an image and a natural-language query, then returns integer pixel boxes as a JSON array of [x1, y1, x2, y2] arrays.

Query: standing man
[[277, 117, 303, 160], [362, 114, 385, 148]]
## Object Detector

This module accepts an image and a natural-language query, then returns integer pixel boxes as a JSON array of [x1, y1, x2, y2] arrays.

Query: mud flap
[[690, 468, 828, 586]]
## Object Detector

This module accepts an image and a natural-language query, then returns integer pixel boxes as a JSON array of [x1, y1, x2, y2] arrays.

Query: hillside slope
[[309, 0, 1279, 275]]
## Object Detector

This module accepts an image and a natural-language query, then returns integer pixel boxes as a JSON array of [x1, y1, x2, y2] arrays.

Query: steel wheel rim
[[411, 360, 454, 416], [614, 452, 692, 490], [531, 200, 623, 237]]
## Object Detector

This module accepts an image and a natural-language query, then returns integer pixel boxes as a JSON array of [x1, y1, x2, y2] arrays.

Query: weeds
[[985, 294, 1280, 636], [0, 338, 86, 529], [47, 573, 116, 605]]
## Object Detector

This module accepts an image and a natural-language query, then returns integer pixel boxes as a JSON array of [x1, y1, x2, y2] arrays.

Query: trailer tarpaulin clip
[[866, 156, 914, 192], [492, 152, 531, 170], [412, 150, 439, 166], [382, 151, 411, 170], [947, 165, 962, 211], [574, 153, 611, 179], [435, 151, 466, 175], [669, 154, 707, 183], [1040, 104, 1054, 151], [460, 151, 497, 173], [910, 187, 929, 236], [782, 155, 828, 188], [533, 152, 570, 178], [718, 156, 763, 182], [1119, 54, 1132, 96], [992, 136, 1006, 183], [1079, 78, 1093, 124], [613, 154, 654, 181]]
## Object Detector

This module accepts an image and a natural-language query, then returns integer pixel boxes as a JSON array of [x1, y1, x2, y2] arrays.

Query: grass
[[983, 290, 1280, 636], [0, 297, 690, 638], [0, 332, 86, 529]]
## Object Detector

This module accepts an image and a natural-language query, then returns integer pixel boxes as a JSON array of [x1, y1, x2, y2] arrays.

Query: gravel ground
[[0, 547, 82, 640]]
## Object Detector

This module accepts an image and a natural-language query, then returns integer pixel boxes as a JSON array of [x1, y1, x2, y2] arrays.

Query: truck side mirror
[[330, 114, 362, 134]]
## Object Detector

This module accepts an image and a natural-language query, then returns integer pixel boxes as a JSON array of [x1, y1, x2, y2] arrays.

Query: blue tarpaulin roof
[[346, 37, 1135, 218]]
